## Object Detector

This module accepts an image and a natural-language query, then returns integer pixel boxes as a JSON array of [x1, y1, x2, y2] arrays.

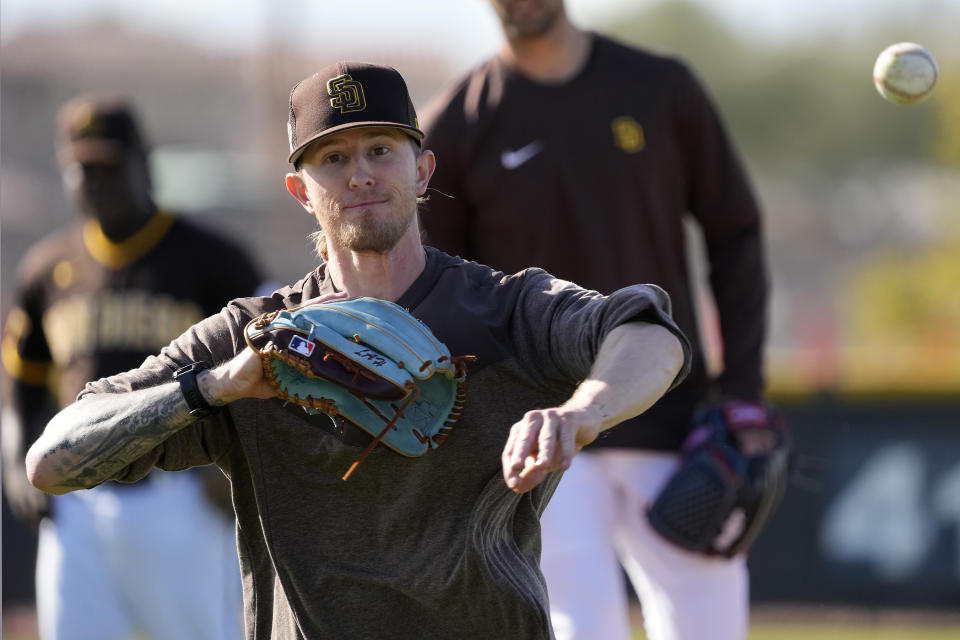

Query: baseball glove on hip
[[244, 297, 474, 479], [647, 400, 791, 557]]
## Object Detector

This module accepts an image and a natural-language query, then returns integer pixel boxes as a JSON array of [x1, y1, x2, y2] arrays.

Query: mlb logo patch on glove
[[244, 297, 474, 479], [288, 335, 315, 358]]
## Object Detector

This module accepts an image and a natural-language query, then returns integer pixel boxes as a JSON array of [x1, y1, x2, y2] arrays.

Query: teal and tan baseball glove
[[244, 297, 473, 479]]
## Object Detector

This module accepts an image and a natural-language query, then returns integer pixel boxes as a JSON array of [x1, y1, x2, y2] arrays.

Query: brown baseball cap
[[287, 62, 423, 165], [57, 94, 146, 164]]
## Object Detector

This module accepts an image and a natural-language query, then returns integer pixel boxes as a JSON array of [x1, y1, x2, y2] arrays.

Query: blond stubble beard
[[311, 200, 417, 259]]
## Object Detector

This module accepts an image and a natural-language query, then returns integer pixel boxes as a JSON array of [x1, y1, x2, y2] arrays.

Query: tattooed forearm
[[123, 386, 192, 435], [28, 382, 196, 494]]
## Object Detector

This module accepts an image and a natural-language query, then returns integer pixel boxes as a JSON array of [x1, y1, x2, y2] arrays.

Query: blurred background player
[[420, 0, 771, 638], [1, 94, 265, 640]]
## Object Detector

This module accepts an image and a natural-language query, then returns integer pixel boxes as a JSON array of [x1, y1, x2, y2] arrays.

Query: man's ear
[[285, 173, 312, 213], [415, 149, 436, 197]]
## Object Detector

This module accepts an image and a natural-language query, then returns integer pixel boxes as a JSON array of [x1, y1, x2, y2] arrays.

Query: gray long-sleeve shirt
[[80, 248, 690, 639]]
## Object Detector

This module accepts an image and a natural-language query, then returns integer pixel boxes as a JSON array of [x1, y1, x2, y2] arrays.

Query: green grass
[[749, 627, 960, 640], [629, 625, 960, 640], [7, 610, 960, 640], [7, 625, 960, 640]]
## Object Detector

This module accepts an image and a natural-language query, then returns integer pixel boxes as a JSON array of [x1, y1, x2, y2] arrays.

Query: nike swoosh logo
[[500, 140, 544, 170]]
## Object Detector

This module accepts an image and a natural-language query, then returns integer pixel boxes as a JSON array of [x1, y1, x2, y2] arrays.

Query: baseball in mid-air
[[872, 42, 938, 105]]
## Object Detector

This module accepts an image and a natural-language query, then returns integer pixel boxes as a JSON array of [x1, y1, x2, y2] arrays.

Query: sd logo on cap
[[287, 62, 423, 165]]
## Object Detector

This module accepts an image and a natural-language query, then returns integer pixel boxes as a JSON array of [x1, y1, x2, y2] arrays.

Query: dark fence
[[750, 394, 960, 608]]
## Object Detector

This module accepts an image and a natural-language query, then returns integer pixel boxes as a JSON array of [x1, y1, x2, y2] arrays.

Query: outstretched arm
[[26, 347, 275, 495], [501, 322, 684, 493]]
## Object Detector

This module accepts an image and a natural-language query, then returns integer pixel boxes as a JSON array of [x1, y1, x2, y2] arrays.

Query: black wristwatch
[[173, 362, 217, 418]]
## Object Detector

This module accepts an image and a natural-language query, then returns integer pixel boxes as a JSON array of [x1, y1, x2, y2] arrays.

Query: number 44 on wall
[[820, 442, 960, 581]]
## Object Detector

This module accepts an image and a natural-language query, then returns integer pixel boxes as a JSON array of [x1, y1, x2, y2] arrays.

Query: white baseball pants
[[540, 449, 748, 640], [35, 469, 242, 640]]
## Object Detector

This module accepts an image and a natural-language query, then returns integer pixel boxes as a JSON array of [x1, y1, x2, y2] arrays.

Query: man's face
[[294, 127, 428, 255], [491, 0, 565, 39], [61, 152, 152, 222]]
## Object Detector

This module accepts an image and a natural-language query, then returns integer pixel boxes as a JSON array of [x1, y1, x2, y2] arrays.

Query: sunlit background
[[3, 0, 959, 637]]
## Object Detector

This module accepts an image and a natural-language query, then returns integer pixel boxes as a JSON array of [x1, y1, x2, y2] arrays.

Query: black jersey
[[3, 211, 263, 408], [421, 34, 769, 450]]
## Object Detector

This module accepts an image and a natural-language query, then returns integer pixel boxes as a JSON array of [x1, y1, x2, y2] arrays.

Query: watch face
[[175, 362, 208, 378]]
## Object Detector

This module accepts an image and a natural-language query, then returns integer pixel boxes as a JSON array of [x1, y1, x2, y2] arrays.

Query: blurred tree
[[933, 62, 960, 167], [842, 239, 960, 391]]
